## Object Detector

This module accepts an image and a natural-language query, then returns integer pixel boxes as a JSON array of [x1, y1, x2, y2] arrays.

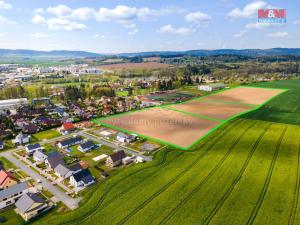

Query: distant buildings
[[198, 83, 226, 92], [12, 133, 30, 145], [0, 98, 28, 112]]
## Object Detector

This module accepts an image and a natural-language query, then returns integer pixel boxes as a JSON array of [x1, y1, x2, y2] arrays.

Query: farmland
[[95, 87, 285, 149], [32, 117, 300, 225]]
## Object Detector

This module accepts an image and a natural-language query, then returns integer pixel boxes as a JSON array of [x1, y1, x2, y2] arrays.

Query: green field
[[0, 207, 24, 225], [31, 79, 300, 225], [33, 130, 61, 140]]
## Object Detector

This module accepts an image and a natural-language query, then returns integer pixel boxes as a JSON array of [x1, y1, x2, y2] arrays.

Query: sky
[[0, 0, 299, 53]]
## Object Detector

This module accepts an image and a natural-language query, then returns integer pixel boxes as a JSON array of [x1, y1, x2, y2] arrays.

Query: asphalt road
[[0, 151, 81, 209]]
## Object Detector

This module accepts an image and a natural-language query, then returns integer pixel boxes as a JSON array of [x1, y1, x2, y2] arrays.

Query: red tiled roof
[[0, 170, 17, 185], [63, 122, 75, 130]]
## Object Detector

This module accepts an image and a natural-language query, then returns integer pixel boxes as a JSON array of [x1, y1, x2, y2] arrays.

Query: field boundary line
[[201, 123, 272, 225], [115, 121, 257, 225], [63, 120, 245, 225], [288, 144, 300, 225], [196, 99, 258, 107], [246, 127, 287, 225], [92, 86, 288, 150], [160, 106, 224, 122]]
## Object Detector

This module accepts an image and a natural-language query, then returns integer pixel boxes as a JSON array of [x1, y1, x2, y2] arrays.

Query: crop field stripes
[[161, 106, 224, 122], [197, 99, 258, 107], [62, 148, 181, 225], [288, 144, 300, 225], [115, 121, 257, 225], [246, 127, 287, 225], [201, 123, 272, 225], [64, 120, 245, 225]]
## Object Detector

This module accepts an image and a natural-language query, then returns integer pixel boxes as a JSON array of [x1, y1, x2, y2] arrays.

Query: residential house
[[55, 163, 82, 180], [12, 133, 30, 145], [69, 169, 95, 188], [25, 143, 43, 155], [15, 193, 49, 221], [0, 170, 18, 189], [57, 137, 83, 149], [122, 156, 136, 165], [33, 151, 48, 164], [78, 141, 98, 153], [54, 164, 72, 179], [0, 182, 29, 209], [116, 133, 137, 143], [45, 152, 65, 170], [0, 140, 3, 150], [106, 150, 127, 167], [60, 122, 76, 135]]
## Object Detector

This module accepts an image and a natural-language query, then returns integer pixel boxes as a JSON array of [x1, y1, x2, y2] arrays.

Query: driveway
[[0, 151, 81, 210]]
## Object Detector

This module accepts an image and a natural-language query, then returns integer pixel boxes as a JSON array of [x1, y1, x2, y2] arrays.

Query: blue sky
[[0, 0, 299, 53]]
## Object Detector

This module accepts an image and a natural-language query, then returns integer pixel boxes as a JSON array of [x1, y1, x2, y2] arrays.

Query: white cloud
[[157, 24, 191, 35], [93, 34, 108, 39], [70, 7, 95, 20], [47, 18, 86, 31], [128, 28, 138, 35], [32, 14, 46, 24], [266, 32, 288, 38], [228, 1, 267, 18], [0, 15, 16, 24], [0, 1, 11, 10], [30, 32, 50, 38], [185, 12, 211, 23], [0, 32, 5, 37], [32, 13, 86, 31], [293, 20, 300, 25], [47, 4, 72, 17], [34, 8, 45, 14]]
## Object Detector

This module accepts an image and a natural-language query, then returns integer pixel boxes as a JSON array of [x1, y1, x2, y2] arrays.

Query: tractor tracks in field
[[115, 120, 257, 225], [200, 123, 272, 225], [288, 144, 300, 225], [64, 120, 244, 225], [246, 127, 287, 225]]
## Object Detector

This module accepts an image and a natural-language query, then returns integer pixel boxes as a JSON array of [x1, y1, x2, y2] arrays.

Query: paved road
[[0, 151, 81, 210], [79, 131, 153, 161]]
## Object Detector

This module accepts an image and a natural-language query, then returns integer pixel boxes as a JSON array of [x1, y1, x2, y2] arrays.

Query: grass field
[[31, 80, 300, 225], [0, 207, 24, 225], [33, 130, 61, 140]]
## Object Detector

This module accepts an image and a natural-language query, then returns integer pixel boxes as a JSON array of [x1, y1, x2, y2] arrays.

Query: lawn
[[0, 157, 17, 169], [30, 79, 300, 225], [0, 207, 24, 225], [70, 144, 114, 178], [33, 130, 61, 140]]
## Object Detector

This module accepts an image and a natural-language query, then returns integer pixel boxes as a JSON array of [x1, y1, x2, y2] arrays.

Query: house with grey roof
[[78, 141, 98, 153], [25, 143, 43, 155], [54, 164, 72, 179], [0, 182, 29, 209], [15, 193, 49, 221], [45, 152, 65, 170], [12, 133, 30, 145], [33, 150, 48, 164], [69, 169, 95, 189]]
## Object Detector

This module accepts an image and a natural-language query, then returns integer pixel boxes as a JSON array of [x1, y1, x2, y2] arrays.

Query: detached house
[[45, 152, 65, 170], [69, 169, 95, 188], [15, 193, 49, 221], [0, 182, 29, 209], [25, 143, 43, 155], [57, 137, 83, 149], [60, 122, 76, 135], [12, 133, 30, 145], [33, 151, 48, 164], [116, 133, 137, 143], [0, 170, 18, 189], [78, 141, 98, 153], [55, 163, 82, 180], [106, 150, 127, 167]]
